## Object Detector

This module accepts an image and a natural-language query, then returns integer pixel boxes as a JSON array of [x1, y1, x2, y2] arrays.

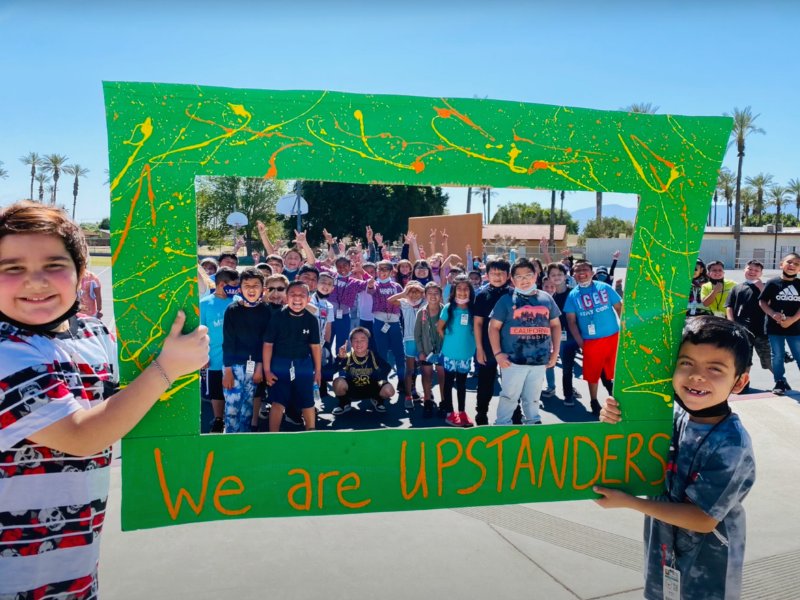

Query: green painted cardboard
[[103, 82, 731, 530]]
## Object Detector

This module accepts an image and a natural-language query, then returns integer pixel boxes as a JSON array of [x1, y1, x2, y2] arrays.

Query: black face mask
[[673, 393, 730, 418], [0, 300, 82, 336], [316, 291, 331, 299], [782, 270, 797, 280], [708, 276, 724, 285]]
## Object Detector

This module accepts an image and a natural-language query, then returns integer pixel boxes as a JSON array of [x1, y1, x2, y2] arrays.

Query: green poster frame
[[103, 82, 731, 530]]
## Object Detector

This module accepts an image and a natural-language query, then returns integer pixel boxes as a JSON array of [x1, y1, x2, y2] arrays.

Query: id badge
[[663, 566, 680, 600], [245, 360, 255, 376], [426, 352, 437, 363], [587, 323, 596, 336], [289, 363, 296, 381], [336, 309, 343, 320], [381, 322, 391, 334], [460, 313, 469, 326], [561, 330, 567, 342], [690, 306, 696, 316]]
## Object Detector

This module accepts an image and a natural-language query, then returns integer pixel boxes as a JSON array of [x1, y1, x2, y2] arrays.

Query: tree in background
[[99, 217, 110, 230], [718, 167, 736, 227], [19, 152, 44, 200], [623, 102, 660, 114], [725, 107, 765, 258], [0, 161, 7, 180], [63, 164, 89, 219], [34, 173, 49, 202], [299, 181, 448, 247], [787, 178, 800, 220], [490, 201, 579, 234], [766, 186, 792, 268], [745, 172, 774, 226], [740, 187, 756, 223], [742, 213, 799, 227], [578, 217, 634, 246], [196, 176, 287, 256], [42, 154, 68, 206], [549, 190, 557, 246]]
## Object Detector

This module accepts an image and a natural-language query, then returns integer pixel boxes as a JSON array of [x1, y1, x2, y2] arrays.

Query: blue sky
[[1, 0, 798, 226]]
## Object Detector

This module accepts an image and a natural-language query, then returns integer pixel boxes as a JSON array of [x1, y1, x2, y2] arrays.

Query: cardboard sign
[[104, 82, 731, 530]]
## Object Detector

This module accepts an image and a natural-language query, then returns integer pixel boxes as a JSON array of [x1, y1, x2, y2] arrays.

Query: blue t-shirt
[[563, 281, 621, 339], [643, 407, 755, 600], [439, 304, 476, 361], [490, 290, 560, 366], [199, 294, 234, 370]]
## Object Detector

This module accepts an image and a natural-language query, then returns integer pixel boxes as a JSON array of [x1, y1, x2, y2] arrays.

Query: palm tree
[[45, 183, 55, 204], [0, 161, 7, 180], [622, 103, 660, 114], [596, 191, 603, 221], [559, 190, 568, 224], [741, 187, 756, 223], [787, 178, 800, 220], [42, 154, 69, 205], [766, 186, 791, 268], [466, 187, 473, 213], [744, 173, 774, 226], [724, 107, 765, 258], [34, 173, 49, 202], [718, 168, 736, 227], [19, 152, 44, 201], [63, 164, 89, 219], [711, 188, 719, 226], [549, 189, 557, 246]]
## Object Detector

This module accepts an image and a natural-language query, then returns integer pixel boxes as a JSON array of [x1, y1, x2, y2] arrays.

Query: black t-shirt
[[264, 306, 321, 358], [553, 288, 574, 340], [222, 302, 271, 366], [759, 277, 800, 336], [473, 283, 511, 350], [725, 282, 767, 336]]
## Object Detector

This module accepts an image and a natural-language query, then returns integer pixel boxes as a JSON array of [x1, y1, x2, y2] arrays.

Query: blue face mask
[[284, 267, 298, 274], [473, 261, 480, 269], [378, 276, 391, 284], [515, 285, 537, 296], [223, 285, 240, 298], [596, 274, 608, 282]]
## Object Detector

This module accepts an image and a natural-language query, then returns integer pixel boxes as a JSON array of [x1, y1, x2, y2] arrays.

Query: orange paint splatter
[[639, 345, 653, 354], [411, 160, 425, 173]]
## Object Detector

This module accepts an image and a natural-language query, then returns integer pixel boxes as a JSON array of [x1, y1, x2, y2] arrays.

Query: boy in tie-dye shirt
[[596, 316, 756, 600]]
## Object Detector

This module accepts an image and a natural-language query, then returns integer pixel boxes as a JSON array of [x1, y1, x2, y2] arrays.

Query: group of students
[[0, 201, 777, 599], [687, 253, 800, 395], [197, 225, 628, 433]]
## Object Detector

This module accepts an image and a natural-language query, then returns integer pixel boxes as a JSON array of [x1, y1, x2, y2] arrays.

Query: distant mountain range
[[570, 204, 637, 231]]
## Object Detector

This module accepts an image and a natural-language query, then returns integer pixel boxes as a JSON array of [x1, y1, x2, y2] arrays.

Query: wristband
[[151, 358, 172, 387], [493, 350, 503, 357]]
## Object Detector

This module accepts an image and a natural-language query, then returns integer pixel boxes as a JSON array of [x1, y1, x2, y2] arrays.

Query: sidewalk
[[99, 391, 800, 600]]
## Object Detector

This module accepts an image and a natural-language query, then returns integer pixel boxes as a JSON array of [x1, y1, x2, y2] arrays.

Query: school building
[[482, 224, 573, 259]]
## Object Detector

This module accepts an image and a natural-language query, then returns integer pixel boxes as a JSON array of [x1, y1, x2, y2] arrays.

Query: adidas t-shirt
[[0, 316, 118, 599], [759, 278, 800, 336]]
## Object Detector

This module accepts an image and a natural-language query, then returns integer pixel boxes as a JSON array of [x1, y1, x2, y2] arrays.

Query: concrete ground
[[97, 267, 800, 599]]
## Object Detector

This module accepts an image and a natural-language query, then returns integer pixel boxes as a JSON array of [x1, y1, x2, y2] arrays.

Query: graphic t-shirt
[[439, 304, 476, 361], [643, 407, 755, 600], [199, 294, 234, 370], [0, 316, 118, 599], [759, 277, 800, 336], [473, 283, 512, 353], [309, 295, 334, 342], [490, 291, 560, 366], [563, 282, 621, 340], [725, 281, 767, 337], [264, 307, 321, 359], [701, 279, 737, 317]]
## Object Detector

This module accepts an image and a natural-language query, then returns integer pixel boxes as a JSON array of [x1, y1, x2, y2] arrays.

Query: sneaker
[[475, 413, 489, 426], [564, 396, 575, 407], [250, 424, 259, 433], [541, 386, 556, 398], [210, 417, 224, 433], [405, 396, 414, 409], [445, 412, 463, 427], [531, 418, 543, 425], [437, 405, 447, 418], [371, 397, 387, 413], [423, 400, 435, 418], [411, 389, 422, 401], [284, 411, 302, 425], [258, 403, 271, 420], [459, 412, 474, 427], [574, 390, 582, 399], [786, 354, 795, 364], [590, 399, 602, 415], [332, 398, 352, 415], [772, 380, 790, 396]]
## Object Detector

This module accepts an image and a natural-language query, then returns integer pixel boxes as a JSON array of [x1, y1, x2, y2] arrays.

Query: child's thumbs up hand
[[157, 311, 209, 383]]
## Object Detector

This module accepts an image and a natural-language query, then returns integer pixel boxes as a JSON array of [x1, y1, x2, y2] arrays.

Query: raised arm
[[539, 237, 552, 265], [293, 229, 316, 266], [407, 231, 421, 263], [256, 221, 276, 256], [429, 229, 437, 257]]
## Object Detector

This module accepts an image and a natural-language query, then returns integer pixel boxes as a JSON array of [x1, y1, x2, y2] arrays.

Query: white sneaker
[[541, 387, 556, 398]]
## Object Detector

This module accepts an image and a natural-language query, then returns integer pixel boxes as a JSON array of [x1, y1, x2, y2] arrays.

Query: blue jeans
[[373, 319, 405, 382], [545, 339, 583, 392], [331, 312, 351, 357], [769, 335, 800, 384]]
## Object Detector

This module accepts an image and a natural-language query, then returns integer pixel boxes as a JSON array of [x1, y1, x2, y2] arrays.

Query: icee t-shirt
[[563, 281, 621, 339], [642, 406, 755, 600], [490, 290, 560, 366]]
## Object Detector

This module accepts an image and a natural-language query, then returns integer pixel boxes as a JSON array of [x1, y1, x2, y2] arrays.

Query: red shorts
[[583, 333, 619, 384]]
